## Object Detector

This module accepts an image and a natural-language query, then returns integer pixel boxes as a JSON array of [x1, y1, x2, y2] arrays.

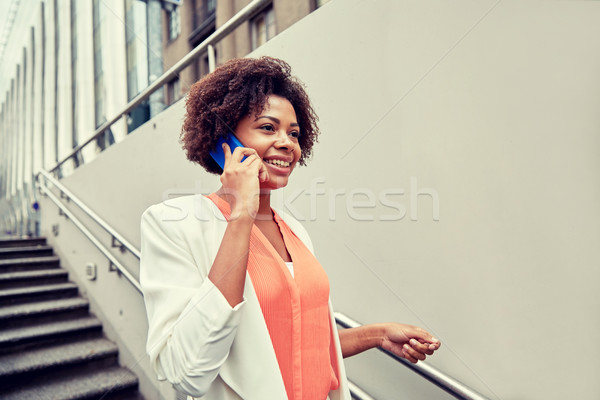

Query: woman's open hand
[[220, 143, 269, 220]]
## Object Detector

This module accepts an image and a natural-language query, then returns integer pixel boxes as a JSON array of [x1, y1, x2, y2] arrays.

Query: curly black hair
[[181, 56, 319, 174]]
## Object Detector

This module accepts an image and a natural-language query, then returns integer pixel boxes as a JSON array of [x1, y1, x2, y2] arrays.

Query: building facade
[[0, 0, 330, 236], [161, 0, 330, 105]]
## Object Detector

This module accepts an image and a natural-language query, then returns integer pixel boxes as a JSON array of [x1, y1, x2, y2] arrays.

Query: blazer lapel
[[218, 273, 288, 399]]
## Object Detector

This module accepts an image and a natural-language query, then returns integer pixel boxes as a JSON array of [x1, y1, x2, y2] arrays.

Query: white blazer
[[140, 195, 351, 400]]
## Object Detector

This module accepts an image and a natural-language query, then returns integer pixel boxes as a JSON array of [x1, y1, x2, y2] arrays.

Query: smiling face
[[234, 95, 302, 190]]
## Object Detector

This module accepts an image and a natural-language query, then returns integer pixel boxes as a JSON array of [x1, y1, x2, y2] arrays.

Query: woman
[[140, 57, 440, 400]]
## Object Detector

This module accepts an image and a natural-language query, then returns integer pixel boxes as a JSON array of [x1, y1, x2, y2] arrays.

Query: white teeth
[[265, 159, 290, 167]]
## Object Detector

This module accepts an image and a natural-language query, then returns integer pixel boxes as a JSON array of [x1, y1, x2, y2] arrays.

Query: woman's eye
[[260, 125, 274, 132], [289, 131, 300, 138]]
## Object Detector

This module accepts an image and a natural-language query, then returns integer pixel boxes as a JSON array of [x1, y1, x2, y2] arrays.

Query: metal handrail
[[37, 181, 142, 293], [348, 381, 376, 400], [49, 0, 270, 174], [37, 169, 140, 259], [335, 313, 490, 400], [37, 174, 378, 400], [37, 173, 489, 399]]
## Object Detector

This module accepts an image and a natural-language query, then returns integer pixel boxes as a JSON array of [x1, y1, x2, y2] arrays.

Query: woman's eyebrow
[[255, 115, 299, 127]]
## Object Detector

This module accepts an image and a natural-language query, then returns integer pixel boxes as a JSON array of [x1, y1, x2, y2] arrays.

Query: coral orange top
[[208, 193, 339, 399]]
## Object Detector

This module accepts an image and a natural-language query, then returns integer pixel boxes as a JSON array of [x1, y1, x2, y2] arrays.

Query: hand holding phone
[[210, 134, 246, 170], [210, 133, 267, 219]]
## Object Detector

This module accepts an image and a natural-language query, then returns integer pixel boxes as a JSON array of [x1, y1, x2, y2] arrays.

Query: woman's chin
[[260, 176, 289, 191]]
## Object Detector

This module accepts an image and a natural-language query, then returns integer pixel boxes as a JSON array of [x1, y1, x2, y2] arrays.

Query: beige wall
[[41, 1, 600, 399]]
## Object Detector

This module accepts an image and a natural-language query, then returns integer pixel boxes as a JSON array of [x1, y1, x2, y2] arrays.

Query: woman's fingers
[[222, 145, 268, 182], [242, 153, 260, 166], [402, 343, 426, 363], [243, 153, 269, 182], [234, 147, 259, 163], [409, 339, 434, 355], [407, 326, 441, 350], [224, 143, 257, 165], [222, 143, 232, 166], [381, 323, 441, 364], [257, 160, 269, 182]]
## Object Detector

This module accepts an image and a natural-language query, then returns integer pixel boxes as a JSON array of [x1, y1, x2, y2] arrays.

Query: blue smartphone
[[210, 134, 245, 170]]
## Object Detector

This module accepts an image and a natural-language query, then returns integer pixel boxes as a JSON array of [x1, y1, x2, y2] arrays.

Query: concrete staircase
[[0, 237, 142, 400]]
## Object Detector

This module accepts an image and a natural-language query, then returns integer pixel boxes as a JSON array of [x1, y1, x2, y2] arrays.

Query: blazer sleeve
[[140, 204, 246, 397]]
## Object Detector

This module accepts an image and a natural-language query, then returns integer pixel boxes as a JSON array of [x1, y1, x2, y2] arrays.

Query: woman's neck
[[256, 190, 272, 219]]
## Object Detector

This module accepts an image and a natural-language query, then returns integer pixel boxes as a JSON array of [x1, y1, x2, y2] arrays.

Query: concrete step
[[0, 268, 69, 289], [0, 237, 47, 248], [0, 240, 144, 399], [0, 316, 102, 354], [0, 365, 139, 400], [0, 337, 119, 390], [0, 255, 60, 272], [0, 282, 78, 306], [0, 245, 54, 260], [0, 297, 90, 328]]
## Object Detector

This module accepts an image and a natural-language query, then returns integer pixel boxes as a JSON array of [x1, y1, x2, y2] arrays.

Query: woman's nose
[[274, 130, 293, 150]]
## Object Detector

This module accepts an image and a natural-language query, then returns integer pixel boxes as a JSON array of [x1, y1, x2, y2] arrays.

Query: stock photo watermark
[[160, 176, 440, 223]]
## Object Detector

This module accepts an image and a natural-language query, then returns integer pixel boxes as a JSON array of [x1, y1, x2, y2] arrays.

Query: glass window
[[53, 0, 59, 166], [40, 2, 46, 169], [251, 7, 275, 50], [207, 0, 216, 13], [167, 77, 182, 105], [168, 6, 181, 41], [94, 75, 104, 126], [70, 0, 82, 167], [92, 0, 105, 127], [124, 0, 150, 132], [125, 0, 149, 100], [196, 0, 216, 26]]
